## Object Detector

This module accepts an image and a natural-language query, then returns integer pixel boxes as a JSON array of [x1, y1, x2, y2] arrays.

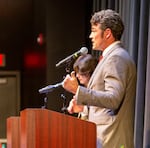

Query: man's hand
[[67, 97, 83, 114], [62, 71, 79, 94]]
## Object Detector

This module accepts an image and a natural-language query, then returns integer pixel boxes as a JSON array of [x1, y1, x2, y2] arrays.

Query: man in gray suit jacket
[[63, 9, 137, 148]]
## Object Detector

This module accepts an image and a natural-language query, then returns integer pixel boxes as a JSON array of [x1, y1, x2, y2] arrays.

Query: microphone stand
[[60, 94, 68, 114], [60, 61, 74, 114], [41, 93, 48, 109], [39, 58, 75, 112]]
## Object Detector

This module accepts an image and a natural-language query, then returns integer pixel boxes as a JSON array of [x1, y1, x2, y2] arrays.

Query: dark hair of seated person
[[73, 54, 98, 77]]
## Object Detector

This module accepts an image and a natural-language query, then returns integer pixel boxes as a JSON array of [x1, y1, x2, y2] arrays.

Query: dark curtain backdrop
[[92, 0, 150, 147]]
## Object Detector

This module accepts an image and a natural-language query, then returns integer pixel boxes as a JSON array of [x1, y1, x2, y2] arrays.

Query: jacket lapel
[[87, 42, 123, 88]]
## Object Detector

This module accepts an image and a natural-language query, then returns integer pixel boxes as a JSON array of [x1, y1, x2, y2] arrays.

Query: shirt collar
[[102, 41, 121, 56]]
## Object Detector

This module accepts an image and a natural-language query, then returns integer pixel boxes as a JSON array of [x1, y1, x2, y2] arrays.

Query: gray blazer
[[76, 42, 136, 148]]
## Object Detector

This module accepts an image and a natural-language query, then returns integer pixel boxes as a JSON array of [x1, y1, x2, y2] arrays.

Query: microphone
[[38, 82, 62, 94], [56, 47, 88, 67]]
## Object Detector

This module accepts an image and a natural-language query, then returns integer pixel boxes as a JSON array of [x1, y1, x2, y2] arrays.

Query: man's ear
[[105, 28, 111, 39], [106, 34, 110, 38]]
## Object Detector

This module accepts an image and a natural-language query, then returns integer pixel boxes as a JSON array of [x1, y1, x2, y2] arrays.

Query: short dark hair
[[73, 54, 98, 76], [90, 9, 124, 40]]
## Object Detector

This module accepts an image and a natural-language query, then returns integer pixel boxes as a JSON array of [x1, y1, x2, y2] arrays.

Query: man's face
[[89, 24, 106, 51]]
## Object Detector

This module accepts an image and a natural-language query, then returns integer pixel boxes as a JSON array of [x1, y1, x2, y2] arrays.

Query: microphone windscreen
[[80, 47, 88, 54]]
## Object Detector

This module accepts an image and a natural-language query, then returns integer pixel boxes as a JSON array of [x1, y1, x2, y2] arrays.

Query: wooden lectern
[[7, 117, 20, 148], [7, 108, 96, 148]]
